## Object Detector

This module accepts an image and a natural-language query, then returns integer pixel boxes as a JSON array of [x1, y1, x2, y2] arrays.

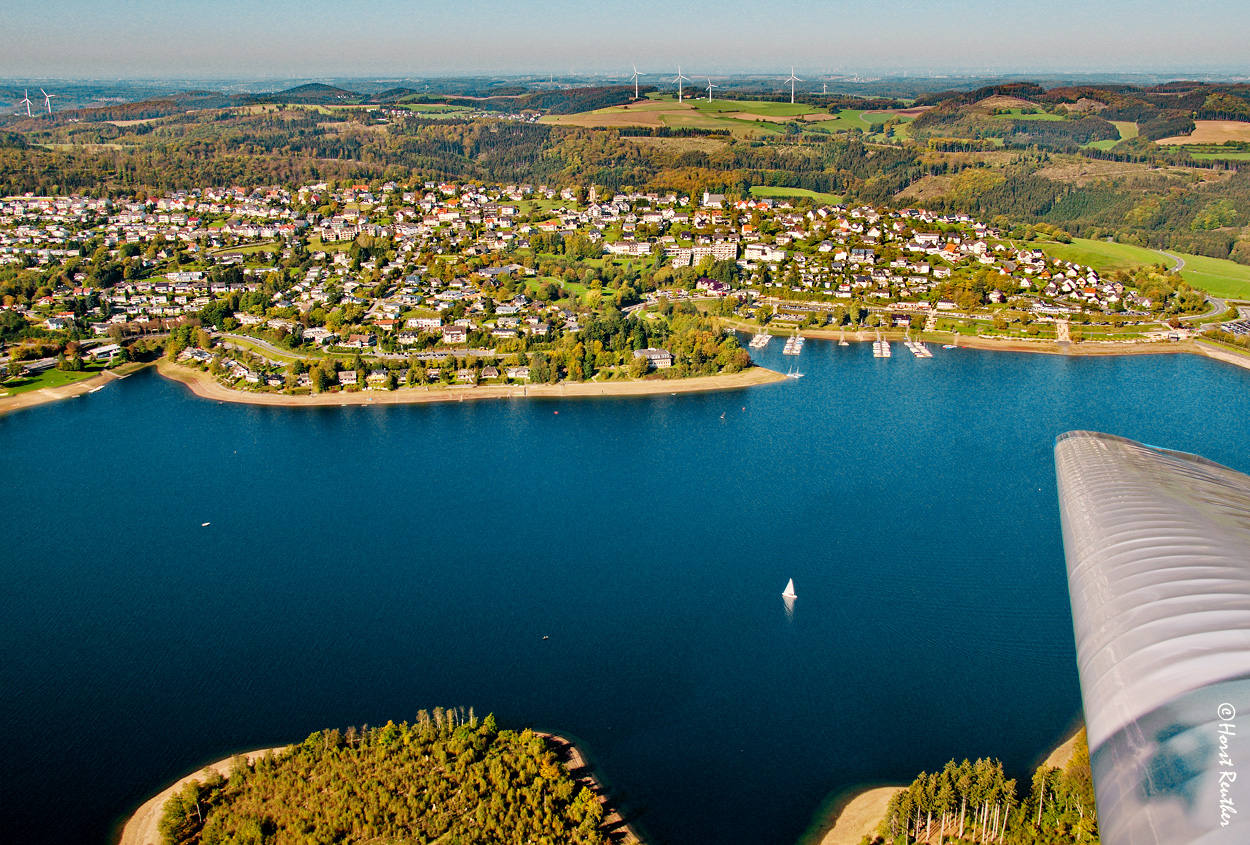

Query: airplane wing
[[1055, 431, 1250, 844]]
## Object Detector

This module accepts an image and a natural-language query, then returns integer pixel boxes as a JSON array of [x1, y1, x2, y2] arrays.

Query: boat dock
[[904, 339, 933, 358], [873, 339, 892, 358], [782, 335, 805, 356], [749, 332, 771, 349]]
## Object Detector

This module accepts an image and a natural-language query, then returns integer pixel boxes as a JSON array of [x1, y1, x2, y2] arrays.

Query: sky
[[1, 0, 1247, 79]]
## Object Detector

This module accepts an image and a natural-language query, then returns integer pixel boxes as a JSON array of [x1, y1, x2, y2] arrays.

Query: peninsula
[[119, 711, 639, 845]]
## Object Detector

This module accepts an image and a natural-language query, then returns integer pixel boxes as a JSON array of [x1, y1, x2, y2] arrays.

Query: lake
[[2, 341, 1248, 845]]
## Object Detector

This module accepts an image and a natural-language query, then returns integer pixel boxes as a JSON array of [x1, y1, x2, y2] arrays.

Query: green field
[[1, 365, 102, 395], [1171, 252, 1250, 299], [547, 95, 914, 138], [1040, 237, 1250, 299], [689, 98, 816, 118], [1191, 152, 1250, 161], [398, 103, 472, 114], [209, 240, 281, 257], [1112, 121, 1139, 140], [1038, 238, 1177, 273], [749, 186, 842, 204], [1084, 121, 1138, 152], [1184, 145, 1250, 162]]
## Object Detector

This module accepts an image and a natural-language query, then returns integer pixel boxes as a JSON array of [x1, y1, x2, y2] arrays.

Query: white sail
[[782, 578, 796, 598]]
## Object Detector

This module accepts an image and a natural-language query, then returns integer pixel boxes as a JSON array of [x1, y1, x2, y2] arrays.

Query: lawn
[[749, 186, 842, 204], [1000, 108, 1065, 122], [1, 365, 102, 395], [209, 240, 281, 257], [307, 236, 352, 253]]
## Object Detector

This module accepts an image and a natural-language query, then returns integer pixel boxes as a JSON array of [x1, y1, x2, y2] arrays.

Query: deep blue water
[[2, 341, 1249, 845]]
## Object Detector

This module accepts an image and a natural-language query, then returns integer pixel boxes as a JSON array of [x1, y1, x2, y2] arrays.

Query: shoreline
[[116, 733, 637, 845], [156, 359, 786, 406], [115, 746, 290, 845], [0, 363, 149, 417], [732, 323, 1250, 368], [813, 723, 1086, 845], [535, 732, 644, 844]]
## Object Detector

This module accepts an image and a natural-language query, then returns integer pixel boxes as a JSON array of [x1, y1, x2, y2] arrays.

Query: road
[[1158, 251, 1186, 273], [1178, 294, 1226, 324]]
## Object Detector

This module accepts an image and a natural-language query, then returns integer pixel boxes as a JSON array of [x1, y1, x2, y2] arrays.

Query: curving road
[[1158, 251, 1186, 273]]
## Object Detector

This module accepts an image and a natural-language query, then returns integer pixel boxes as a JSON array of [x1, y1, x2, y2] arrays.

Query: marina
[[873, 339, 892, 358], [749, 332, 772, 350], [782, 335, 805, 355], [904, 339, 934, 358]]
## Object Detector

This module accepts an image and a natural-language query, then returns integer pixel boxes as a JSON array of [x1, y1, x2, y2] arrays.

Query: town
[[0, 178, 1221, 396]]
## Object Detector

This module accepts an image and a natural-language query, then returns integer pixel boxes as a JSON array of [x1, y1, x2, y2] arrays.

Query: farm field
[[545, 94, 919, 137], [1179, 144, 1250, 161], [1157, 120, 1250, 145], [1191, 151, 1250, 161]]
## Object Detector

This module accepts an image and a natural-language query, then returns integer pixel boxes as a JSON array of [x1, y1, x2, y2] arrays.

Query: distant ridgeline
[[876, 729, 1097, 845], [159, 708, 611, 845]]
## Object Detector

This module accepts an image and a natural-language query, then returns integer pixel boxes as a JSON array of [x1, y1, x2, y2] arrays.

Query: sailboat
[[782, 578, 797, 599]]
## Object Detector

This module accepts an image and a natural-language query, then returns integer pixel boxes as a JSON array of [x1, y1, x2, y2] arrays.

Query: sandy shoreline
[[156, 359, 786, 406], [116, 746, 289, 845], [535, 732, 644, 844], [116, 734, 637, 845], [815, 724, 1086, 845], [0, 364, 149, 417]]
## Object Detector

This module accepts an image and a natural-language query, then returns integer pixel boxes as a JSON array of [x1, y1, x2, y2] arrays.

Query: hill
[[253, 83, 362, 104], [158, 712, 623, 845]]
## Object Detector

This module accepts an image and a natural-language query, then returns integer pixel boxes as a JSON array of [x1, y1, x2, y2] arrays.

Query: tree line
[[877, 730, 1097, 844], [159, 709, 610, 845]]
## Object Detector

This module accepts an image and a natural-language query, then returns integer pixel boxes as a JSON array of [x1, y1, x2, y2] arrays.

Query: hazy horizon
[[2, 0, 1247, 79]]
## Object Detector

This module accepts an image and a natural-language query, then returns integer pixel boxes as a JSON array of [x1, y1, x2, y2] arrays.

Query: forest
[[875, 730, 1096, 845], [158, 709, 612, 845]]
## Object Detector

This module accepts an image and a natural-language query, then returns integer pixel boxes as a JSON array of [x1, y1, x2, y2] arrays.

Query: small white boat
[[201, 522, 211, 527], [782, 578, 797, 599]]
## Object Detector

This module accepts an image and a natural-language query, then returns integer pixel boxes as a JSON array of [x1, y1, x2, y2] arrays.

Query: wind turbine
[[40, 89, 54, 114], [705, 78, 718, 103], [630, 64, 641, 100], [18, 89, 32, 117], [784, 68, 802, 105], [673, 65, 690, 103]]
